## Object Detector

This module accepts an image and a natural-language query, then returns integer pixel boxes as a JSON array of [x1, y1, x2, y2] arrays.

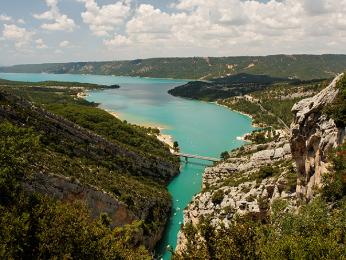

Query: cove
[[0, 73, 255, 259]]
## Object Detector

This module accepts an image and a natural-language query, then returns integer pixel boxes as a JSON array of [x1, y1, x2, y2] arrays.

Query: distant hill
[[168, 73, 323, 101], [1, 54, 346, 80]]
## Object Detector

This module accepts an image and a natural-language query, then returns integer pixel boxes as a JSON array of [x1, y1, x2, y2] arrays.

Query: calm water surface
[[0, 73, 254, 259]]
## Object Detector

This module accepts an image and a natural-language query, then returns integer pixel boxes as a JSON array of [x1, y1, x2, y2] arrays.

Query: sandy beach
[[99, 107, 175, 150], [157, 133, 174, 150]]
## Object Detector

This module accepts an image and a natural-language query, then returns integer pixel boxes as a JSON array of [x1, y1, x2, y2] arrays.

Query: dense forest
[[168, 73, 327, 102]]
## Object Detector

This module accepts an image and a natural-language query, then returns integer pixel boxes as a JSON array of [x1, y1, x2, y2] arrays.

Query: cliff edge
[[291, 74, 346, 200]]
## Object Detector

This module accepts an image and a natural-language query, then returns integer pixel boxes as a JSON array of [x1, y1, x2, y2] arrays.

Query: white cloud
[[0, 14, 12, 22], [34, 0, 76, 32], [103, 34, 131, 47], [3, 0, 346, 63], [17, 19, 26, 24], [78, 0, 132, 36], [2, 24, 34, 48], [127, 5, 172, 34], [99, 0, 346, 56], [36, 38, 48, 49], [59, 40, 69, 47]]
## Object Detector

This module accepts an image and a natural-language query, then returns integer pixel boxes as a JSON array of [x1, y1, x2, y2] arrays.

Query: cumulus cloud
[[36, 38, 48, 49], [3, 0, 346, 62], [78, 0, 132, 36], [17, 19, 25, 24], [59, 40, 69, 47], [34, 0, 76, 32], [0, 14, 12, 22], [126, 4, 175, 43], [2, 24, 34, 48], [99, 0, 346, 56], [103, 34, 131, 47]]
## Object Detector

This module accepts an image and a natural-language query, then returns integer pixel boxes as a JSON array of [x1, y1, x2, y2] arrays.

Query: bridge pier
[[184, 156, 188, 162]]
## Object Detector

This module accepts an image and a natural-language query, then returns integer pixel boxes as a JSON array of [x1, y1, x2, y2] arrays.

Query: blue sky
[[0, 0, 345, 65]]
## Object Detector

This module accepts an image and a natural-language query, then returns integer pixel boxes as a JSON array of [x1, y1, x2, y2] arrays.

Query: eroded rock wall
[[291, 74, 346, 200]]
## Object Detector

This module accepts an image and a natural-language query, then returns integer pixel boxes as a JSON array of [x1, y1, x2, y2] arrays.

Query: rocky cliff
[[176, 131, 296, 252], [176, 73, 346, 254], [291, 74, 346, 200]]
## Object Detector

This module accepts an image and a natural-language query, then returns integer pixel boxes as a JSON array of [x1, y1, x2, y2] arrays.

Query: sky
[[0, 0, 346, 65]]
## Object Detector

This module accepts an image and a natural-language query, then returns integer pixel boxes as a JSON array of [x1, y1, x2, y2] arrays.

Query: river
[[0, 73, 254, 259]]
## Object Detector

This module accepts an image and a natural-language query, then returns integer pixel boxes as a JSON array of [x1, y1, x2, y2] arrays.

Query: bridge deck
[[174, 153, 220, 162]]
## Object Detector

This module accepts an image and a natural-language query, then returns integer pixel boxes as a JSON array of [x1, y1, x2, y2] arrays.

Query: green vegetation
[[0, 79, 180, 256], [177, 198, 346, 259], [322, 141, 346, 202], [324, 73, 346, 127], [173, 141, 180, 152], [2, 54, 346, 80], [168, 73, 291, 101], [0, 79, 177, 164], [220, 79, 327, 129], [0, 78, 119, 89], [220, 151, 230, 160], [0, 122, 150, 259], [211, 190, 224, 205], [176, 142, 346, 260]]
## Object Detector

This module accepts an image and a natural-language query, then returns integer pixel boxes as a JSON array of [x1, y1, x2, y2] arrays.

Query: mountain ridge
[[1, 54, 346, 80]]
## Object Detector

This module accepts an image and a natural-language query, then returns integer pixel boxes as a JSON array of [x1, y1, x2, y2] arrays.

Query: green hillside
[[1, 54, 346, 80], [0, 79, 179, 258]]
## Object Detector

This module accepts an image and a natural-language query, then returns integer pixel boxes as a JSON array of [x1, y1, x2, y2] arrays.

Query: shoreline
[[212, 100, 264, 129], [77, 90, 175, 150], [96, 104, 175, 150], [212, 101, 258, 141]]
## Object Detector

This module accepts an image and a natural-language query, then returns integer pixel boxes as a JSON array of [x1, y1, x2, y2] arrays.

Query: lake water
[[0, 73, 254, 259]]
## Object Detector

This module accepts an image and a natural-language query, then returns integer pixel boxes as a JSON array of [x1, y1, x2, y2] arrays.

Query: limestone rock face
[[23, 172, 136, 227], [176, 138, 295, 253], [290, 74, 346, 200]]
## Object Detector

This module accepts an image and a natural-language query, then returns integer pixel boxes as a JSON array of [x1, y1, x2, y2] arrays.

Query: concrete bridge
[[174, 153, 220, 162]]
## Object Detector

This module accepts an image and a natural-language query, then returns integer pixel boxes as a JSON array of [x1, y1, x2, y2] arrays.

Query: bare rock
[[291, 74, 346, 200]]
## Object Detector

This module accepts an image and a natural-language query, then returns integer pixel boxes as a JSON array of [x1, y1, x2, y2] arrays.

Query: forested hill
[[1, 54, 346, 80], [0, 79, 179, 258], [168, 73, 326, 101]]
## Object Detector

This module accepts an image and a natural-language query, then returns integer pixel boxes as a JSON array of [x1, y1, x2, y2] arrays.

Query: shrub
[[220, 151, 230, 160], [322, 141, 346, 202], [324, 74, 346, 127], [257, 165, 277, 180], [211, 190, 224, 205]]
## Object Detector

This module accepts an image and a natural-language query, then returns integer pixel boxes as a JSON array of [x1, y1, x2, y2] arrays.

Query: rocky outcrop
[[176, 73, 346, 254], [23, 172, 136, 227], [291, 74, 346, 200], [176, 138, 296, 252]]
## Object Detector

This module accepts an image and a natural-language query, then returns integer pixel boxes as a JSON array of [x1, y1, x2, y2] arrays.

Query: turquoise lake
[[0, 73, 254, 259]]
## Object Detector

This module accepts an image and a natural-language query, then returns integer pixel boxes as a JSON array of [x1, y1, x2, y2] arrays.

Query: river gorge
[[0, 73, 254, 259]]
